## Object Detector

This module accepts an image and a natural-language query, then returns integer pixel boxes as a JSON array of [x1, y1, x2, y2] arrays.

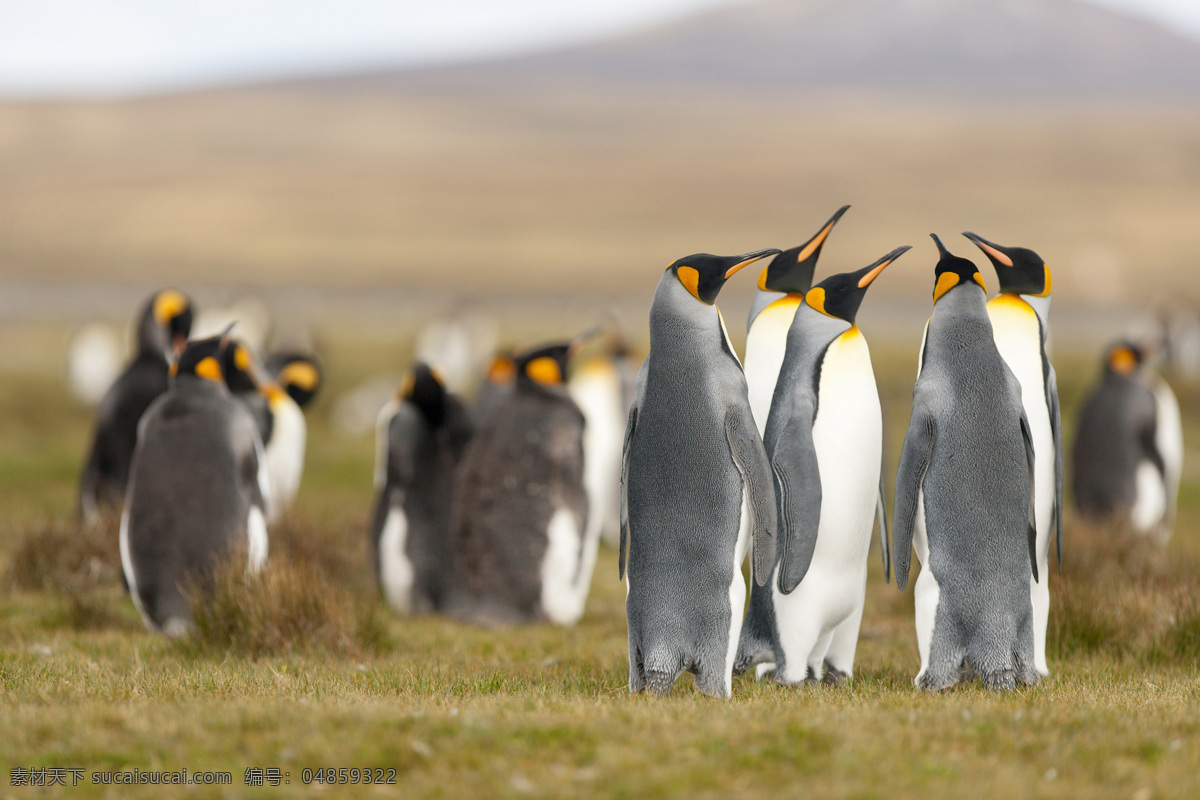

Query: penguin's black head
[[401, 362, 449, 426], [805, 245, 910, 325], [930, 234, 987, 304], [170, 334, 226, 385], [266, 351, 322, 408], [139, 288, 194, 360], [669, 248, 781, 305], [221, 340, 260, 394], [1104, 340, 1145, 376], [514, 342, 573, 388], [758, 206, 849, 295], [962, 232, 1051, 297]]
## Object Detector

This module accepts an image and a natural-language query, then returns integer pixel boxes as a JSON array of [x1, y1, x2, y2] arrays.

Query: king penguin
[[892, 235, 1038, 691], [963, 231, 1062, 677], [620, 248, 780, 699], [567, 335, 628, 553], [371, 362, 473, 614], [449, 341, 596, 626], [219, 341, 308, 523], [1071, 341, 1174, 540], [744, 206, 848, 435], [120, 332, 270, 636], [735, 246, 907, 684], [79, 289, 194, 523]]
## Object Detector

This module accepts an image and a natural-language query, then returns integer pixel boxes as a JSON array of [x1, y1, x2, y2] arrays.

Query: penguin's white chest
[[540, 508, 586, 626], [988, 298, 1055, 544], [568, 362, 625, 544], [264, 396, 307, 521], [379, 504, 414, 614], [744, 297, 803, 436], [810, 331, 883, 559]]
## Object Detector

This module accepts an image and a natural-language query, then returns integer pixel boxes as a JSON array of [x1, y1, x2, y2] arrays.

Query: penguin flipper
[[725, 407, 777, 587], [618, 403, 637, 581], [1046, 364, 1064, 571], [764, 413, 820, 594], [1018, 410, 1039, 585], [876, 470, 891, 583], [892, 409, 936, 591]]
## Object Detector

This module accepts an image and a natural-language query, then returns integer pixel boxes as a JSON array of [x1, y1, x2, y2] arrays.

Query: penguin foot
[[982, 669, 1017, 691], [754, 662, 777, 681], [644, 670, 676, 698], [821, 663, 850, 687], [733, 638, 774, 675]]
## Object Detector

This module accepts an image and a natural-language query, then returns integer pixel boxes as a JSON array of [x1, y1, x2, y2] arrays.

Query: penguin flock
[[620, 210, 1076, 698], [68, 212, 1186, 691], [78, 290, 322, 634]]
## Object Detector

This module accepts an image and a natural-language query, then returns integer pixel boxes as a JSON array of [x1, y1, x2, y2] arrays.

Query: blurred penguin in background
[[264, 350, 323, 518], [473, 349, 516, 424], [371, 363, 473, 614], [448, 339, 594, 626], [1072, 341, 1179, 542], [79, 289, 194, 523], [415, 307, 499, 399], [66, 322, 125, 406], [120, 331, 270, 636], [568, 330, 628, 550], [220, 342, 315, 522]]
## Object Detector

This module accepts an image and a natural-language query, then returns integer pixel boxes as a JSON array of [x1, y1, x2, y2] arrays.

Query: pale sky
[[1, 0, 1198, 97]]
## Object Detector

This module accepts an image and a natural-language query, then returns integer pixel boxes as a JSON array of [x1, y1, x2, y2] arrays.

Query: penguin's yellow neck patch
[[525, 357, 563, 385], [195, 356, 223, 383], [933, 272, 959, 303], [676, 266, 703, 302], [805, 287, 833, 317], [756, 265, 771, 291], [260, 382, 288, 406], [153, 290, 188, 326], [279, 361, 319, 392], [973, 272, 987, 293], [767, 294, 804, 313]]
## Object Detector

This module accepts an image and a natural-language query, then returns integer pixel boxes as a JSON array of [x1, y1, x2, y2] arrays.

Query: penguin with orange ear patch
[[79, 289, 194, 522], [448, 340, 593, 626], [735, 245, 908, 684], [120, 332, 270, 636], [621, 248, 780, 699], [1071, 341, 1172, 539]]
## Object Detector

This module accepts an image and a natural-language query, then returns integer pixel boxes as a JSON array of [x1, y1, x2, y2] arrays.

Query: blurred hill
[[1, 0, 1199, 325], [345, 0, 1200, 99]]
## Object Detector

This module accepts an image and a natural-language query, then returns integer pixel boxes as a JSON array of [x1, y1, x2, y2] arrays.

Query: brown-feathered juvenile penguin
[[79, 289, 193, 522], [371, 362, 473, 614], [448, 341, 593, 626]]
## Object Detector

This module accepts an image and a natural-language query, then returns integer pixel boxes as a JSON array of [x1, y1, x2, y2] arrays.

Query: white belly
[[1151, 375, 1183, 539], [246, 506, 269, 574], [265, 396, 307, 522], [568, 360, 625, 550], [724, 492, 752, 695], [744, 298, 802, 437], [912, 488, 940, 685], [772, 330, 882, 676], [541, 508, 586, 626], [1131, 461, 1167, 535], [989, 298, 1055, 673], [379, 506, 414, 614]]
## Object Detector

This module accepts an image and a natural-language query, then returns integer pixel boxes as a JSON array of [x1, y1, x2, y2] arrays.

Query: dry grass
[[1050, 518, 1200, 664], [184, 528, 387, 660]]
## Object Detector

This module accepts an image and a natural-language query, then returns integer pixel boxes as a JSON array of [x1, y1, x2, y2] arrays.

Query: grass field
[[1, 328, 1198, 799]]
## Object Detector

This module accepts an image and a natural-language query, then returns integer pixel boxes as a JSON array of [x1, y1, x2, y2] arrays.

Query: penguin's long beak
[[857, 245, 911, 288], [962, 232, 1013, 267], [797, 205, 850, 264], [725, 248, 782, 279], [930, 233, 951, 258]]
